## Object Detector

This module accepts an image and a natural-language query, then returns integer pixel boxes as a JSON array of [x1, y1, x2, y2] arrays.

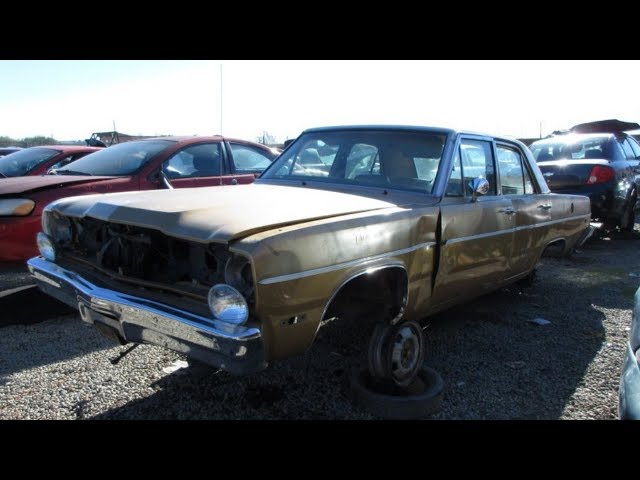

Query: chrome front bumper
[[27, 256, 267, 375]]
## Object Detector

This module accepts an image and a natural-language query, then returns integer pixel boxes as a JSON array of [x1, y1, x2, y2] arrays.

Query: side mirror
[[159, 170, 174, 189], [151, 170, 174, 189], [469, 177, 490, 202]]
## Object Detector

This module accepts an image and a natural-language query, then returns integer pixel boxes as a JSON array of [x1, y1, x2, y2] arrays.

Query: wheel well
[[322, 266, 408, 324], [542, 238, 567, 258]]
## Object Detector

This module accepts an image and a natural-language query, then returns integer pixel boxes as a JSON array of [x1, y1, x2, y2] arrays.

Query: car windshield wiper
[[53, 169, 92, 176], [0, 170, 6, 178]]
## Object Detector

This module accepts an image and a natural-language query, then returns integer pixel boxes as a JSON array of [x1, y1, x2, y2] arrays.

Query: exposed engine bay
[[47, 214, 255, 308]]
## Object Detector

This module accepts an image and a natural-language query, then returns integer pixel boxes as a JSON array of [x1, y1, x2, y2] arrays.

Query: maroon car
[[0, 145, 102, 178], [0, 136, 278, 262]]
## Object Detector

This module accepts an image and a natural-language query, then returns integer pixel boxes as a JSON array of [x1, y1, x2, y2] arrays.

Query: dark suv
[[529, 120, 640, 231]]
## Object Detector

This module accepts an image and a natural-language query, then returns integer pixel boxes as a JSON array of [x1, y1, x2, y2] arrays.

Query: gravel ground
[[0, 226, 638, 420]]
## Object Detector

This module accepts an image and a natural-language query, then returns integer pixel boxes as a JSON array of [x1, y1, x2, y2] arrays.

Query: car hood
[[48, 183, 404, 243], [0, 175, 118, 195]]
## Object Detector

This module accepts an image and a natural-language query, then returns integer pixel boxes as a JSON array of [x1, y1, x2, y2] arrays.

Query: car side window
[[345, 143, 379, 179], [620, 138, 636, 160], [229, 143, 273, 174], [628, 137, 640, 158], [163, 143, 222, 178], [47, 154, 75, 172], [460, 139, 496, 196], [497, 146, 534, 195]]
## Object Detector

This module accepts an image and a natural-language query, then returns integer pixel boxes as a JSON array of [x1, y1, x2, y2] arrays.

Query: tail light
[[586, 165, 614, 184]]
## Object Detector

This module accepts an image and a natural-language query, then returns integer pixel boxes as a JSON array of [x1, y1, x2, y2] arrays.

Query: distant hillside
[[0, 135, 64, 148]]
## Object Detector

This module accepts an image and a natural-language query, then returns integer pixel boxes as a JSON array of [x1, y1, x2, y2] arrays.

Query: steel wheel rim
[[388, 322, 423, 384]]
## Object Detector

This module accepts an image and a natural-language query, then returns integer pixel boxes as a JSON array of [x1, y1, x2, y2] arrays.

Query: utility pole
[[220, 64, 223, 135]]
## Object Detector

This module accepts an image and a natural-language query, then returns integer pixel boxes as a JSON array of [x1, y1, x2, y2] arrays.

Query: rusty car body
[[28, 125, 592, 387]]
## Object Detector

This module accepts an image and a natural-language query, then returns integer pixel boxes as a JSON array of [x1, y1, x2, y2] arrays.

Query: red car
[[0, 136, 278, 262], [0, 145, 102, 178]]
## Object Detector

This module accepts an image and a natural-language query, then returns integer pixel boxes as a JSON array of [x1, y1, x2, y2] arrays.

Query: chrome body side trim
[[258, 241, 435, 285], [446, 213, 590, 245]]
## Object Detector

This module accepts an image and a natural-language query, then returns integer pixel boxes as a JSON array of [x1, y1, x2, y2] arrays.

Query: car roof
[[571, 119, 640, 134], [134, 135, 265, 145], [23, 145, 103, 152], [530, 132, 615, 145], [300, 124, 524, 146]]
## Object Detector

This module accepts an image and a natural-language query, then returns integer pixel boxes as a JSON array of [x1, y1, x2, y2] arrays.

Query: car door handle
[[538, 204, 552, 210], [499, 208, 516, 215]]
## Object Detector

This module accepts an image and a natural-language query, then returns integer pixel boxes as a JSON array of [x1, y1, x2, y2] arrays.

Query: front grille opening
[[59, 218, 251, 303]]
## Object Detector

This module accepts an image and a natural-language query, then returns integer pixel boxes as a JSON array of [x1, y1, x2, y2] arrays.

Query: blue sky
[[1, 60, 639, 142]]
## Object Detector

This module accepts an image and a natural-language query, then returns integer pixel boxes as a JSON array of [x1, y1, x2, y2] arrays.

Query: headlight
[[37, 232, 57, 262], [42, 210, 72, 243], [207, 284, 249, 325], [0, 199, 35, 216]]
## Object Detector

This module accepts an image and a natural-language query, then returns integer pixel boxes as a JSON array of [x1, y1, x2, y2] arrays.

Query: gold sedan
[[28, 125, 591, 388]]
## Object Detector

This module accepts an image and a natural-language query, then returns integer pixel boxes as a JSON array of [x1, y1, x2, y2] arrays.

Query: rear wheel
[[620, 195, 637, 232]]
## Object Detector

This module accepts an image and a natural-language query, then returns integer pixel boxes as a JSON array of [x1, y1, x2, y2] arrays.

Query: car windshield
[[260, 130, 447, 194], [54, 140, 175, 176], [530, 135, 611, 162], [0, 148, 59, 176]]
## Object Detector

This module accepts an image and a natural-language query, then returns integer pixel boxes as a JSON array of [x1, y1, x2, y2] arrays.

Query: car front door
[[223, 142, 275, 185], [432, 137, 515, 310], [161, 142, 224, 188]]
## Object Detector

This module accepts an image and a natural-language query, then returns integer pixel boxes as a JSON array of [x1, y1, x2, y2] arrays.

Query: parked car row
[[0, 136, 278, 261], [3, 121, 638, 418]]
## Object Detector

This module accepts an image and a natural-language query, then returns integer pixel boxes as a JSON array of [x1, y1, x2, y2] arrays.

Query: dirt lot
[[0, 227, 638, 419]]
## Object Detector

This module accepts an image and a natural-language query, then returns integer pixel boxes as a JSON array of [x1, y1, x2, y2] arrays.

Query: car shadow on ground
[[90, 339, 369, 420], [87, 231, 639, 420], [0, 285, 76, 326], [0, 316, 113, 382], [89, 272, 610, 420], [422, 286, 607, 419]]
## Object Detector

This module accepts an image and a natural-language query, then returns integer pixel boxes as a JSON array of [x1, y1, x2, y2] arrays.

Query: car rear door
[[432, 137, 515, 310], [496, 142, 550, 276]]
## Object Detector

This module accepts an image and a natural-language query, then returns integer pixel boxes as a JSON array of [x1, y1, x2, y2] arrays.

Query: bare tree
[[257, 131, 277, 145]]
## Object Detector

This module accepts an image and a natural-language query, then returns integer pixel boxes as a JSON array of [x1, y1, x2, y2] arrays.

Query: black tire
[[348, 365, 444, 419], [621, 200, 636, 232]]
